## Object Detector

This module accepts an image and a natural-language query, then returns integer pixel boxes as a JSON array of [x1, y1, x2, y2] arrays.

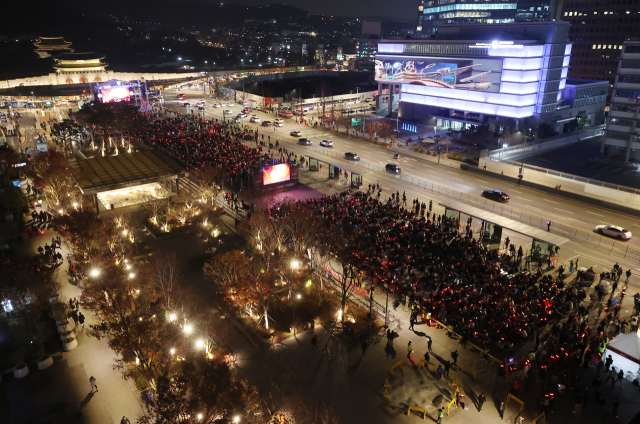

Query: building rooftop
[[54, 52, 105, 62], [75, 150, 186, 195], [35, 37, 72, 47]]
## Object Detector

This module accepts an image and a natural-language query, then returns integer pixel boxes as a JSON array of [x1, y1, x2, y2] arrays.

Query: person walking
[[616, 369, 624, 387], [437, 365, 443, 380], [626, 269, 632, 283], [409, 315, 416, 331], [437, 407, 445, 424], [361, 340, 368, 357], [407, 341, 413, 358], [322, 344, 330, 359], [121, 417, 131, 424], [547, 220, 551, 231], [478, 393, 486, 412], [573, 393, 582, 414], [311, 335, 318, 349], [427, 336, 433, 352], [451, 350, 459, 366], [499, 401, 505, 420], [444, 360, 451, 377], [89, 376, 98, 393], [78, 312, 85, 328]]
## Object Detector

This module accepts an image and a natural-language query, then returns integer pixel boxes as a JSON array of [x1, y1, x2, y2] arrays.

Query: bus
[[278, 110, 293, 119]]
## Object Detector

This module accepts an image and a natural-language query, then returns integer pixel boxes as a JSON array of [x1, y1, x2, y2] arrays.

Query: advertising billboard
[[100, 87, 131, 103], [262, 164, 291, 185], [375, 58, 501, 92]]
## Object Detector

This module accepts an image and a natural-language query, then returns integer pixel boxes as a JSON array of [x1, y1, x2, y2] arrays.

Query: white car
[[250, 116, 261, 123], [236, 113, 247, 118], [320, 140, 333, 147], [213, 104, 222, 108], [224, 110, 233, 115], [227, 103, 234, 107], [595, 225, 632, 240]]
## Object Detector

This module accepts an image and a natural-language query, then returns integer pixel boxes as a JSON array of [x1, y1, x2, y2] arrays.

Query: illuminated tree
[[138, 355, 261, 424], [29, 150, 84, 209]]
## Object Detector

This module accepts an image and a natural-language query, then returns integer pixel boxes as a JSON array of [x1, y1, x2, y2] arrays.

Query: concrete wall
[[476, 158, 640, 211], [0, 71, 202, 89], [489, 127, 604, 161]]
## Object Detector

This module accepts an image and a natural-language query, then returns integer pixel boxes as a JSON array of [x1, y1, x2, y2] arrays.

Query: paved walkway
[[0, 186, 144, 424]]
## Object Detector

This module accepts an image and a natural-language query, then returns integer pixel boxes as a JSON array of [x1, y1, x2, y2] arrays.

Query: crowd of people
[[274, 189, 628, 371]]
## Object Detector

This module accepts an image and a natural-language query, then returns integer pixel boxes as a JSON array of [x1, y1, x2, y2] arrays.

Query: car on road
[[344, 152, 360, 161], [290, 131, 302, 137], [236, 113, 247, 119], [594, 225, 632, 240], [298, 138, 312, 146], [196, 100, 206, 106], [197, 106, 205, 111], [261, 121, 272, 127], [250, 116, 260, 123], [213, 104, 222, 108], [224, 109, 233, 115], [385, 164, 402, 174], [226, 103, 234, 107], [481, 190, 510, 202], [274, 119, 284, 127], [320, 140, 333, 147], [243, 108, 252, 114]]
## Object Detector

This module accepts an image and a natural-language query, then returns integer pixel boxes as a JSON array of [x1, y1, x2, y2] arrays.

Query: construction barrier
[[407, 406, 427, 420], [444, 397, 458, 416], [432, 319, 503, 365], [532, 412, 545, 424], [506, 393, 525, 411], [418, 359, 435, 372], [390, 361, 404, 376], [458, 362, 477, 380]]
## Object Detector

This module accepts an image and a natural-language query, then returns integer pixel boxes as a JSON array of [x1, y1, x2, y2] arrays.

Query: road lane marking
[[624, 169, 637, 174], [451, 177, 464, 181], [555, 208, 573, 213], [542, 199, 560, 204], [566, 218, 586, 224], [476, 179, 489, 183], [585, 211, 604, 217], [509, 189, 522, 193]]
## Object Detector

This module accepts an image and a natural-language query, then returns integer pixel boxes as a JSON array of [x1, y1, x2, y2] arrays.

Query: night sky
[[209, 0, 417, 20]]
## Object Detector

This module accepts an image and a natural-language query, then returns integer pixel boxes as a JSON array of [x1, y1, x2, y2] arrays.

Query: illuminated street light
[[296, 294, 301, 299], [197, 413, 203, 420], [170, 348, 176, 355], [169, 313, 177, 322], [196, 339, 205, 348], [291, 260, 299, 270], [184, 324, 193, 334], [234, 416, 241, 423], [90, 269, 100, 277], [129, 273, 135, 279]]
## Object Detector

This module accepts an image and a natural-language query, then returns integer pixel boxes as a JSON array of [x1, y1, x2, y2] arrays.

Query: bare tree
[[150, 252, 183, 311]]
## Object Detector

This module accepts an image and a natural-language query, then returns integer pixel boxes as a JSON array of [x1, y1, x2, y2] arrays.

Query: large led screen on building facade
[[375, 57, 502, 92]]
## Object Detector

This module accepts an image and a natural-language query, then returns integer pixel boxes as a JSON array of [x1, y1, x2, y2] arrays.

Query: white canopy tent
[[603, 331, 640, 380]]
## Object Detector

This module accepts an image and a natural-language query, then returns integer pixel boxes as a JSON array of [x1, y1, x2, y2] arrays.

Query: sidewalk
[[0, 187, 144, 424]]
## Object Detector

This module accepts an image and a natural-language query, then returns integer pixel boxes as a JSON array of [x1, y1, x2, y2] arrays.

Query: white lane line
[[566, 218, 586, 224], [451, 177, 464, 181], [476, 179, 489, 183], [459, 185, 471, 189], [555, 208, 573, 214], [567, 240, 581, 245], [623, 169, 637, 174], [510, 189, 522, 193], [528, 206, 544, 211], [585, 211, 604, 217], [542, 198, 560, 204], [480, 185, 493, 189], [519, 198, 531, 202]]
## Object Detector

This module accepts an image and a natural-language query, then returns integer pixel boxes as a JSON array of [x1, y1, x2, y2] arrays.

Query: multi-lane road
[[164, 89, 640, 284]]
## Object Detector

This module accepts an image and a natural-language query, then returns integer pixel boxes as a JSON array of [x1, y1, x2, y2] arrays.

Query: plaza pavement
[[0, 189, 144, 424]]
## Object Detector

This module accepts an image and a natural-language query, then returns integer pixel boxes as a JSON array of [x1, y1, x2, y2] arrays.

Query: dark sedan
[[482, 190, 510, 202]]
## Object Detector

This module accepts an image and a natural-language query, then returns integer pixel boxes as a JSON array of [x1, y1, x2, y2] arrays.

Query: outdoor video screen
[[263, 164, 290, 185], [101, 87, 131, 103]]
